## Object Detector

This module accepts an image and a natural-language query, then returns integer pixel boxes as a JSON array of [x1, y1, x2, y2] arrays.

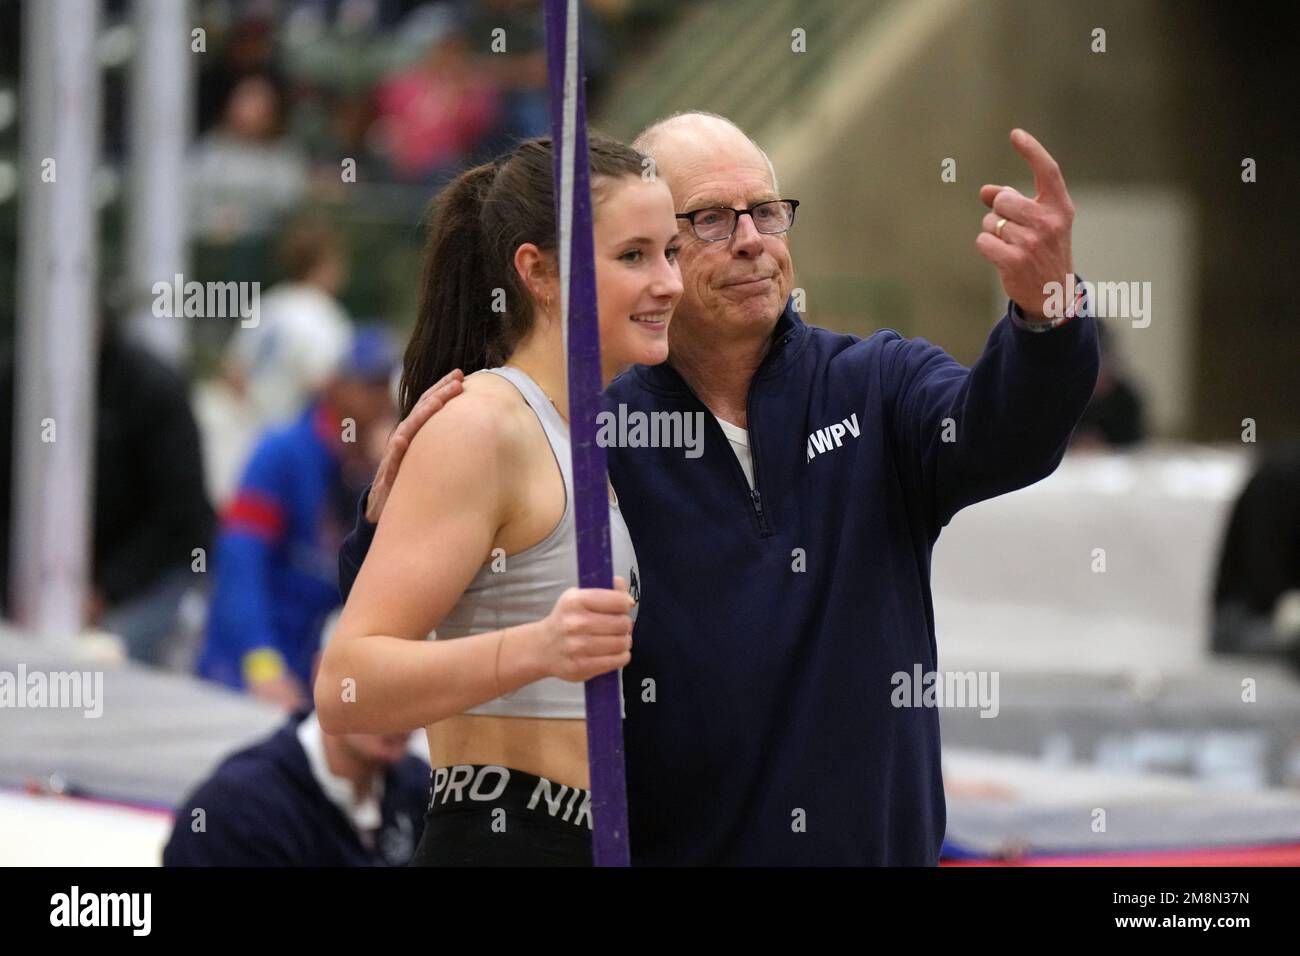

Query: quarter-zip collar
[[620, 300, 807, 540], [630, 299, 808, 397]]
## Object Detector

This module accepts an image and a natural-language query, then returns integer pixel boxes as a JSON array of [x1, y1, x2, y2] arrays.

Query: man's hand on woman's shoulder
[[366, 369, 465, 523]]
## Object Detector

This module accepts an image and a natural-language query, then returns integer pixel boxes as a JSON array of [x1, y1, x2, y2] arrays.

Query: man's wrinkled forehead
[[647, 127, 778, 208]]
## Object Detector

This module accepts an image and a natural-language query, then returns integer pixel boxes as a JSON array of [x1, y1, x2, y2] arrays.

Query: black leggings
[[409, 764, 593, 866]]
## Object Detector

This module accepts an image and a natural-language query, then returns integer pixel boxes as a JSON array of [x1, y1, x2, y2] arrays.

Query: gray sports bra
[[428, 365, 639, 719]]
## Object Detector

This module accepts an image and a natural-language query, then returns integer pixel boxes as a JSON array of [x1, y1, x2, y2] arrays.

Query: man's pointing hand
[[975, 129, 1076, 323]]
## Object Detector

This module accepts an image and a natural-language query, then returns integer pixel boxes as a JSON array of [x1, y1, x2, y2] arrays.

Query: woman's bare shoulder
[[403, 371, 534, 474]]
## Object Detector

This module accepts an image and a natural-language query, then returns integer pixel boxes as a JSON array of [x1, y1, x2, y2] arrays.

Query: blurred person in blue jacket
[[198, 324, 399, 710]]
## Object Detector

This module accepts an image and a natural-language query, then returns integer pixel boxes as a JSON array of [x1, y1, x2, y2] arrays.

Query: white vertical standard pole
[[125, 0, 191, 367], [12, 0, 102, 642]]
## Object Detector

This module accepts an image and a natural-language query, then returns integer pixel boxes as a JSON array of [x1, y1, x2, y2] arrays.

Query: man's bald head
[[632, 111, 779, 197]]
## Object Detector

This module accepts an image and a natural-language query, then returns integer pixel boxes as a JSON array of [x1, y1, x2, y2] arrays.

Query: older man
[[339, 113, 1098, 864]]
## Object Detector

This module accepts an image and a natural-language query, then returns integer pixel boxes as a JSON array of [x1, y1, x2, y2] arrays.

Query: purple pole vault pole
[[543, 0, 630, 867]]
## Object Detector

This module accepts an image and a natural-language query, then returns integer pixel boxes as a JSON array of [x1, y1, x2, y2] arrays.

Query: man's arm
[[337, 370, 465, 600], [210, 522, 286, 677], [885, 129, 1100, 532], [884, 302, 1099, 534], [339, 486, 376, 601], [206, 440, 305, 708]]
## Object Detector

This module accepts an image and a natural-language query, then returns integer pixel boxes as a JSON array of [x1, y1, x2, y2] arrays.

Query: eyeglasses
[[675, 199, 800, 242]]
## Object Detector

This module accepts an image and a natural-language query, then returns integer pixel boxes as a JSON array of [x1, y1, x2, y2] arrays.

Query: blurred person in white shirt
[[203, 215, 353, 505], [224, 215, 353, 425]]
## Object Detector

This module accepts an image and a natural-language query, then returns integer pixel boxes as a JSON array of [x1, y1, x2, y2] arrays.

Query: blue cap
[[338, 323, 400, 383]]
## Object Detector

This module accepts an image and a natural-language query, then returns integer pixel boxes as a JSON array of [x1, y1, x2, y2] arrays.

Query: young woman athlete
[[316, 135, 683, 865]]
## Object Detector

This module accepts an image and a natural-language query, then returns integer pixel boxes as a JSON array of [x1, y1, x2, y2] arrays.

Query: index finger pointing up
[[1011, 128, 1070, 208]]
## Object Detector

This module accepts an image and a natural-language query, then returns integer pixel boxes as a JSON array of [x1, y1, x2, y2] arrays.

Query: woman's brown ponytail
[[399, 135, 647, 419]]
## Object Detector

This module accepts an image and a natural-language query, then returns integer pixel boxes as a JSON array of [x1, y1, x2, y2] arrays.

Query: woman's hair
[[399, 135, 648, 418]]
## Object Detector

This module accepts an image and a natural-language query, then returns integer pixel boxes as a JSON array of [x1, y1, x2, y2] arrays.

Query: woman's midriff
[[425, 714, 590, 790]]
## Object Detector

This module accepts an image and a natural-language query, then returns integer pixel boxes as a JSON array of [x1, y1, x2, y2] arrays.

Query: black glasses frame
[[675, 199, 800, 242]]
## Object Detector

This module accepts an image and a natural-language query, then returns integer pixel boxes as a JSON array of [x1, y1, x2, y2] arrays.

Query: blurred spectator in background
[[90, 315, 215, 667], [196, 12, 283, 135], [373, 5, 502, 183], [202, 213, 354, 505], [223, 213, 353, 426], [166, 616, 427, 866], [313, 88, 385, 185], [462, 0, 613, 140], [1071, 321, 1146, 449], [463, 0, 549, 141], [1212, 441, 1300, 672], [190, 72, 308, 243], [0, 310, 214, 668], [197, 325, 399, 710]]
